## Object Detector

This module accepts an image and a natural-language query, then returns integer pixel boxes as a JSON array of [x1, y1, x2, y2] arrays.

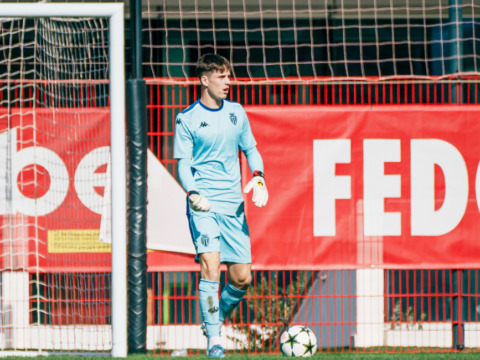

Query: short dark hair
[[196, 53, 232, 78]]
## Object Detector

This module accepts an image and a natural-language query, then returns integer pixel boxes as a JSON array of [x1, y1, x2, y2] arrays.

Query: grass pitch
[[2, 351, 477, 360], [143, 353, 478, 360]]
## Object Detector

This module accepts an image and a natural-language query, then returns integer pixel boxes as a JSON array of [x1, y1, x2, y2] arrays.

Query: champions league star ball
[[280, 325, 317, 357]]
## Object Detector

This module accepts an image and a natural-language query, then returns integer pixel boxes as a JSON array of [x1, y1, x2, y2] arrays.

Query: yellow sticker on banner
[[48, 230, 111, 253]]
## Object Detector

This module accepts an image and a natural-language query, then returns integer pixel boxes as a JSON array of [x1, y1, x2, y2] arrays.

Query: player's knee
[[200, 262, 220, 281], [202, 268, 220, 282], [232, 272, 252, 289], [199, 253, 221, 281]]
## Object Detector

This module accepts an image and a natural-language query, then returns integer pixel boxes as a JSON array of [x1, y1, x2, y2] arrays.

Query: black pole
[[452, 269, 465, 350], [448, 0, 463, 75], [126, 0, 147, 354], [448, 0, 463, 103], [130, 0, 143, 80]]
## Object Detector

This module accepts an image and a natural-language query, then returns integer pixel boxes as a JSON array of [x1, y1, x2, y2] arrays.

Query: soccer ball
[[279, 325, 317, 357]]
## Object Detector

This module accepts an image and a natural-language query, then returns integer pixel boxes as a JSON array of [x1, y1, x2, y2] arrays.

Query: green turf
[[2, 352, 479, 360], [143, 353, 478, 360]]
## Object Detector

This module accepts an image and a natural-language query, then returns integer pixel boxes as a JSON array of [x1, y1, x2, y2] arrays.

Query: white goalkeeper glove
[[188, 191, 211, 212], [243, 171, 268, 208]]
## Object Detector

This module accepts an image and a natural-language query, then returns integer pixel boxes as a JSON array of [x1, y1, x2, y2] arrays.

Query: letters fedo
[[314, 139, 478, 237]]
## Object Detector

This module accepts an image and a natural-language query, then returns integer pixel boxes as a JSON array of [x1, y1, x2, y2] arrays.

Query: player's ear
[[200, 74, 208, 87]]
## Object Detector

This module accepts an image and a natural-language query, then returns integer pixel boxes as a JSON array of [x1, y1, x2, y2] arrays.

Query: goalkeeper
[[173, 53, 268, 358]]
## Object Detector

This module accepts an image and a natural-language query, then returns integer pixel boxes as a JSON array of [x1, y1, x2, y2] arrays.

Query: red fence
[[147, 77, 480, 175], [148, 269, 480, 354], [2, 78, 479, 353], [146, 77, 480, 354]]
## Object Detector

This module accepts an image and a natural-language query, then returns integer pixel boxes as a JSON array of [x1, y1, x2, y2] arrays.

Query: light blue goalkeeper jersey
[[173, 99, 257, 215]]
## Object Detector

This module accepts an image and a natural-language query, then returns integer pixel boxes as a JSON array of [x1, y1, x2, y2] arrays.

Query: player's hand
[[243, 171, 268, 207], [188, 191, 211, 212]]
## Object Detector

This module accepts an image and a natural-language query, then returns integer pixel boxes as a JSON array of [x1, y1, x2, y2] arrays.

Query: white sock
[[208, 336, 222, 349]]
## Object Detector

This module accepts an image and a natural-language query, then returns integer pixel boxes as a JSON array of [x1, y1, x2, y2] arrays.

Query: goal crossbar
[[0, 3, 126, 358]]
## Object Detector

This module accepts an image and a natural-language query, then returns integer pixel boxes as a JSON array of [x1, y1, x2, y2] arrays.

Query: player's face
[[202, 69, 231, 101]]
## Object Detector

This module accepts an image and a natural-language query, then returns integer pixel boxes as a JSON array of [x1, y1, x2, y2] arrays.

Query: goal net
[[0, 4, 125, 355], [144, 0, 480, 81], [140, 0, 480, 353]]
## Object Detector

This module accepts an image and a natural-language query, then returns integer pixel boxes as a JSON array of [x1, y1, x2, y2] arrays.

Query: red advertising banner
[[0, 108, 111, 272], [4, 106, 480, 272], [244, 105, 480, 270]]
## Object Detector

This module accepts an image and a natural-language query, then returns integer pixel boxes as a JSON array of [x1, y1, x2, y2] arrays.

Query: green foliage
[[390, 300, 427, 330]]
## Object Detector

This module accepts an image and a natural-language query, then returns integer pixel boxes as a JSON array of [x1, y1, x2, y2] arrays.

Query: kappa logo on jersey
[[229, 113, 237, 125], [200, 121, 209, 128]]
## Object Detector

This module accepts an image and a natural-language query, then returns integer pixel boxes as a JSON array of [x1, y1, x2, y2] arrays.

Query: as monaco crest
[[229, 112, 237, 125]]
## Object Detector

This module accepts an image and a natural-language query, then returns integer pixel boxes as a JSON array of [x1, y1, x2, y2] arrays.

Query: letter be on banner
[[75, 146, 110, 215], [0, 128, 69, 216], [313, 139, 351, 236], [411, 139, 469, 236]]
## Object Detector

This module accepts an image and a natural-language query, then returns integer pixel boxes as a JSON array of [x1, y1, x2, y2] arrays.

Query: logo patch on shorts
[[200, 234, 210, 247]]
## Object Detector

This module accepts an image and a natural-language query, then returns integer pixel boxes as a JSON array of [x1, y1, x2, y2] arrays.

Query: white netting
[[143, 0, 480, 80], [0, 16, 112, 351]]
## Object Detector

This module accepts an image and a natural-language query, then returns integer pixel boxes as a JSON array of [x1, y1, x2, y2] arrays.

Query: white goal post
[[0, 3, 126, 357]]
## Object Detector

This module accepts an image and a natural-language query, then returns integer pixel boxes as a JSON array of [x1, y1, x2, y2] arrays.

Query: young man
[[173, 53, 268, 358]]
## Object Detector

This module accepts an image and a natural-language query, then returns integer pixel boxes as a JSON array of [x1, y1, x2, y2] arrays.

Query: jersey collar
[[198, 99, 224, 112]]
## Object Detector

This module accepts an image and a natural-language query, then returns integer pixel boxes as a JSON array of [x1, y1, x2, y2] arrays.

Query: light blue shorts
[[188, 210, 252, 264]]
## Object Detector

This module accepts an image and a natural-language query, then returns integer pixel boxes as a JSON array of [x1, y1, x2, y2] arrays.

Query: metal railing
[[146, 76, 480, 354]]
